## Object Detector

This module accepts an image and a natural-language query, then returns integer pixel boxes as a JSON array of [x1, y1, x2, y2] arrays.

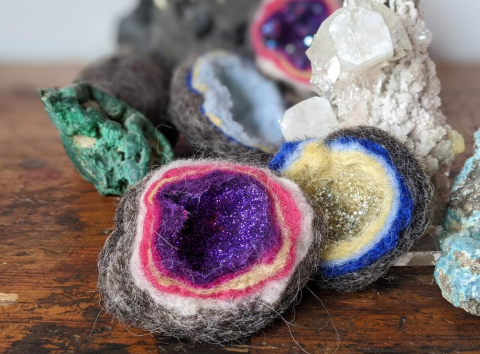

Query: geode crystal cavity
[[435, 128, 480, 316], [251, 0, 339, 91], [170, 50, 285, 161], [40, 83, 173, 196], [307, 0, 463, 176], [270, 127, 433, 292]]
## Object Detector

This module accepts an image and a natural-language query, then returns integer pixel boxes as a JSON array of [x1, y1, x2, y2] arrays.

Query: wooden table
[[1, 65, 480, 354]]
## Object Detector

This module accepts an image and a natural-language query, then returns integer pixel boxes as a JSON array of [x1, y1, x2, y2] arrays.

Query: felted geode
[[98, 160, 323, 342], [250, 0, 338, 91], [270, 127, 433, 292], [40, 83, 173, 196], [169, 51, 285, 162], [76, 52, 178, 144]]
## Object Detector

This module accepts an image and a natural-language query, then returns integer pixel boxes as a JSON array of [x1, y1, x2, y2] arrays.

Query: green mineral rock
[[39, 83, 174, 195]]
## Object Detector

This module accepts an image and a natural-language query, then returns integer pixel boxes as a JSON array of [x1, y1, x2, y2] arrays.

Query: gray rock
[[118, 0, 261, 68]]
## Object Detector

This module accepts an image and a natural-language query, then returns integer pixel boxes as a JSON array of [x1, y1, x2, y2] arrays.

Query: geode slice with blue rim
[[270, 126, 433, 292], [169, 51, 285, 162]]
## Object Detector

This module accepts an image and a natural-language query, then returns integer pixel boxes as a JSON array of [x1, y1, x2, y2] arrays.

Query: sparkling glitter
[[313, 178, 384, 246], [260, 0, 332, 70], [155, 171, 282, 286]]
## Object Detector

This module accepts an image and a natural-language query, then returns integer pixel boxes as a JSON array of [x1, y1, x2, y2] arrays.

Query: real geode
[[306, 0, 462, 176], [39, 83, 173, 196], [118, 0, 261, 68], [435, 128, 480, 316]]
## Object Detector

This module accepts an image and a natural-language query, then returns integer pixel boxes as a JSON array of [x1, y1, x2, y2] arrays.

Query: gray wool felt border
[[76, 52, 178, 145]]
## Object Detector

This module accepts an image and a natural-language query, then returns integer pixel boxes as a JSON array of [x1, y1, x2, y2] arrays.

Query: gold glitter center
[[283, 142, 395, 261], [314, 177, 385, 247]]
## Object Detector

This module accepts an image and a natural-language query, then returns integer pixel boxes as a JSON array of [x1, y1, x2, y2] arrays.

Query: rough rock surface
[[435, 128, 480, 315], [39, 83, 174, 196], [118, 0, 261, 68]]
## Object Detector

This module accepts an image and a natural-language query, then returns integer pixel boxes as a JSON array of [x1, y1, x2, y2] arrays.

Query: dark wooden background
[[1, 65, 480, 354]]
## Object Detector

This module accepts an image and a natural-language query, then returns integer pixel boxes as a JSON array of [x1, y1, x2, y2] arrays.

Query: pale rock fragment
[[280, 97, 339, 142]]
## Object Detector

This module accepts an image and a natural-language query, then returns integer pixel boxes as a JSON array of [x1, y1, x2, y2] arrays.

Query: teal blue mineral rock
[[39, 83, 174, 196], [435, 128, 480, 316]]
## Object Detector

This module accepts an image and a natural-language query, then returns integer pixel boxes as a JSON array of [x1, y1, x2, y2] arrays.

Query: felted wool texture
[[250, 0, 339, 92], [270, 127, 433, 292], [98, 159, 325, 343], [169, 51, 285, 164], [76, 52, 178, 144]]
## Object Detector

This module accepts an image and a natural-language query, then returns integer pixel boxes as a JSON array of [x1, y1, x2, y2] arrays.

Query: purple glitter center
[[261, 0, 331, 70], [155, 171, 282, 287]]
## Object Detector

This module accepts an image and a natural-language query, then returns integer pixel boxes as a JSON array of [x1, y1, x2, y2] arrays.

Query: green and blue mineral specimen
[[39, 83, 174, 196], [435, 128, 480, 316]]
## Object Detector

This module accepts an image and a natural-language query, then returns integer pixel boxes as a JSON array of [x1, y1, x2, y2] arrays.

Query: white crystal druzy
[[280, 97, 339, 142], [307, 0, 460, 175]]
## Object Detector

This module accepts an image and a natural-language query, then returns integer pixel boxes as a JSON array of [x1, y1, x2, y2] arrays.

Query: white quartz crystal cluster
[[305, 0, 462, 175], [308, 0, 412, 93]]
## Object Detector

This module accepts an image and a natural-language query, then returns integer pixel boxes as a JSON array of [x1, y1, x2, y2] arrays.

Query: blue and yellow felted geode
[[169, 50, 285, 162], [270, 127, 433, 292]]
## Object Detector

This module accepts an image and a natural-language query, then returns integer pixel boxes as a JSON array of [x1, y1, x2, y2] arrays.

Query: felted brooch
[[98, 160, 324, 342], [270, 126, 433, 292], [250, 0, 339, 92], [169, 51, 285, 162]]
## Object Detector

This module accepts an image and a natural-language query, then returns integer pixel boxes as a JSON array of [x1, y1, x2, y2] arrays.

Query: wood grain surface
[[0, 64, 480, 354]]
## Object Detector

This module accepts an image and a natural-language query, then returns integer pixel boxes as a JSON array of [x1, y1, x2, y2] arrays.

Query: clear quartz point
[[307, 0, 412, 94]]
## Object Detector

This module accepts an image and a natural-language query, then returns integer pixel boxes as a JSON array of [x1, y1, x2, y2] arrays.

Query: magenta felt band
[[136, 162, 305, 300], [99, 159, 322, 342]]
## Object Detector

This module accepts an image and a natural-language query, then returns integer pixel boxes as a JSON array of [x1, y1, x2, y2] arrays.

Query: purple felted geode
[[98, 159, 325, 342], [155, 171, 282, 286], [251, 0, 339, 90]]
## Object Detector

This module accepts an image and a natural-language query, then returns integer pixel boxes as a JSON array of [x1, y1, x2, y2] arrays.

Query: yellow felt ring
[[283, 142, 395, 262]]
